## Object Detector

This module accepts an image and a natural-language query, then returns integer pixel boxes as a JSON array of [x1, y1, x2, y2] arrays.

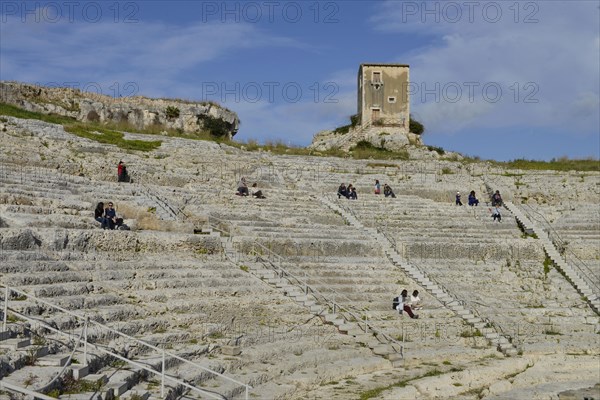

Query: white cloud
[[0, 12, 302, 88], [371, 1, 600, 138]]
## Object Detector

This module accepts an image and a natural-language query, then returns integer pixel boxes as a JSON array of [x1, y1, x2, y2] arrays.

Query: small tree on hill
[[409, 114, 424, 135]]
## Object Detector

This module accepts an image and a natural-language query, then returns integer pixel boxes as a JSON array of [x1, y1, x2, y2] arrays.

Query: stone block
[[221, 345, 241, 356], [71, 364, 89, 380]]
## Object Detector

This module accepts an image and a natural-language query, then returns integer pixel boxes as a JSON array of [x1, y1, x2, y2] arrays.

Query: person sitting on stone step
[[102, 201, 118, 230], [337, 183, 348, 199], [410, 290, 422, 310], [492, 190, 503, 207], [117, 160, 130, 183], [349, 186, 357, 200], [346, 184, 355, 199], [395, 289, 418, 319], [94, 202, 106, 226], [251, 182, 266, 199], [383, 184, 396, 198], [236, 177, 249, 196], [468, 190, 479, 206]]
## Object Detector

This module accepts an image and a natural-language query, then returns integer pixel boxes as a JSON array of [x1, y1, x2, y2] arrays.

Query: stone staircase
[[320, 196, 520, 357], [217, 231, 405, 368], [506, 201, 600, 314]]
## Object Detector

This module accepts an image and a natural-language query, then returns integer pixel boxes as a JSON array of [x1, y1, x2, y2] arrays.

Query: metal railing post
[[3, 286, 8, 331], [161, 349, 165, 398], [83, 317, 88, 366], [245, 386, 249, 400]]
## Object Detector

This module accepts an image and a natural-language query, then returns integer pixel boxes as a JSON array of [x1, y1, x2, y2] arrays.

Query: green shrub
[[427, 145, 445, 155], [409, 114, 424, 135], [165, 106, 180, 119], [197, 114, 231, 137], [333, 124, 351, 134], [349, 140, 409, 160]]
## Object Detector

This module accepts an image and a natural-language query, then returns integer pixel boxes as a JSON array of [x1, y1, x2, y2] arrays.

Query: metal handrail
[[520, 204, 600, 293], [129, 170, 186, 221], [1, 284, 251, 398], [220, 219, 404, 355], [0, 381, 58, 400]]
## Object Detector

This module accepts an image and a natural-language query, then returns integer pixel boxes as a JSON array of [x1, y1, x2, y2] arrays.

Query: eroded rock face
[[308, 124, 436, 159], [0, 81, 240, 139], [309, 125, 419, 152]]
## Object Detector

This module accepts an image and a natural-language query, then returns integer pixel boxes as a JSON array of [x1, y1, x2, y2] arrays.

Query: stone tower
[[357, 63, 410, 133]]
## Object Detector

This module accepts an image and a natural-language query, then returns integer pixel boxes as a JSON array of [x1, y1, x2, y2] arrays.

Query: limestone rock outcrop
[[309, 124, 423, 153], [0, 81, 240, 138]]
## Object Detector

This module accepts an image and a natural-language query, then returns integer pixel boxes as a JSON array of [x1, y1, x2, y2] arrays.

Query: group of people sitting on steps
[[456, 189, 504, 222], [236, 177, 266, 199], [94, 202, 128, 230], [393, 289, 421, 319], [337, 183, 358, 199], [337, 180, 397, 199]]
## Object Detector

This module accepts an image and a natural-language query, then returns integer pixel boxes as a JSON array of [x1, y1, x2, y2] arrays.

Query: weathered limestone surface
[[0, 81, 240, 138], [0, 107, 598, 400]]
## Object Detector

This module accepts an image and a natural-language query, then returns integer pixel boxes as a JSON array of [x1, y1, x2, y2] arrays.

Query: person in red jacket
[[117, 161, 129, 182]]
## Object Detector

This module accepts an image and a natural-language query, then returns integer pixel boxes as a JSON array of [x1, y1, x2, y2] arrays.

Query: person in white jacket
[[410, 290, 422, 310]]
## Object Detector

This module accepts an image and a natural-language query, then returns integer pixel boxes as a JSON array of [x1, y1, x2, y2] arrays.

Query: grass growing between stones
[[59, 374, 105, 395], [358, 369, 446, 400], [64, 123, 162, 152], [0, 102, 161, 152], [494, 158, 600, 172]]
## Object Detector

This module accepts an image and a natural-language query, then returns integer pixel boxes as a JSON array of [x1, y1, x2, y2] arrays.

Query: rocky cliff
[[0, 81, 240, 138]]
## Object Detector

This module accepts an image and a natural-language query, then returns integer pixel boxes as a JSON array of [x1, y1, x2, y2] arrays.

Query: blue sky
[[1, 0, 599, 161]]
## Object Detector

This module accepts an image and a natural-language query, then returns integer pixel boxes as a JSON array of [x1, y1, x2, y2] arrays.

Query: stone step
[[387, 352, 403, 363], [338, 323, 357, 334], [107, 380, 130, 397], [122, 391, 151, 400], [372, 344, 393, 356], [71, 364, 90, 380], [473, 322, 487, 329], [310, 305, 324, 314], [504, 348, 519, 356], [323, 313, 341, 323], [37, 353, 71, 367], [0, 337, 31, 349], [82, 373, 109, 385]]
